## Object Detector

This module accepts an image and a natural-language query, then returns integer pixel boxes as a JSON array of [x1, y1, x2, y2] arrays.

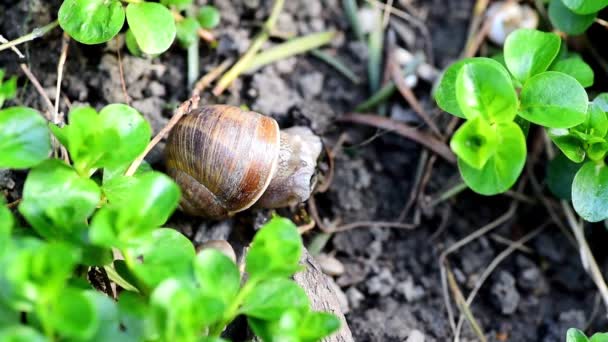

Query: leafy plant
[[567, 328, 608, 342], [434, 28, 608, 222], [58, 0, 220, 56], [549, 0, 608, 35], [0, 102, 339, 341]]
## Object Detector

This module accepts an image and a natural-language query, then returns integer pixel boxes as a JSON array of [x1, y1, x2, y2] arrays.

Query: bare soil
[[2, 0, 608, 341]]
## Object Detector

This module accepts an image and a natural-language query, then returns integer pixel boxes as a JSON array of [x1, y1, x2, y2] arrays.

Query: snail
[[165, 105, 323, 219]]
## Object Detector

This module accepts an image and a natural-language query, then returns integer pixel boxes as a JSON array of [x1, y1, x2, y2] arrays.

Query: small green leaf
[[241, 279, 310, 320], [128, 228, 195, 289], [90, 172, 180, 247], [550, 57, 594, 87], [194, 249, 240, 305], [519, 71, 588, 128], [567, 328, 590, 342], [504, 29, 561, 83], [19, 159, 101, 241], [577, 103, 608, 138], [58, 0, 125, 44], [593, 93, 608, 112], [0, 72, 17, 108], [0, 326, 46, 342], [547, 152, 581, 200], [0, 107, 51, 169], [150, 278, 224, 339], [118, 292, 154, 340], [459, 122, 526, 195], [549, 0, 596, 35], [450, 117, 497, 170], [590, 333, 608, 342], [248, 310, 300, 342], [160, 0, 193, 9], [572, 161, 608, 222], [455, 59, 518, 122], [0, 203, 13, 257], [98, 104, 151, 168], [125, 29, 143, 57], [562, 0, 608, 14], [547, 128, 586, 163], [176, 17, 200, 48], [246, 217, 303, 281], [298, 311, 341, 341], [435, 58, 482, 118], [197, 5, 221, 29], [48, 287, 99, 340], [126, 3, 176, 55]]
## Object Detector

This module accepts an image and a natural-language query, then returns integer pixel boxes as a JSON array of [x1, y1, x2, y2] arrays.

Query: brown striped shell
[[165, 105, 280, 218]]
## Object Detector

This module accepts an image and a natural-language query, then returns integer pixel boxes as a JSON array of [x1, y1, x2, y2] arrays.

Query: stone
[[490, 271, 520, 315]]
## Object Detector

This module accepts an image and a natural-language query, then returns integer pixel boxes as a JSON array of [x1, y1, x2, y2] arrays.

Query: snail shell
[[165, 105, 322, 219]]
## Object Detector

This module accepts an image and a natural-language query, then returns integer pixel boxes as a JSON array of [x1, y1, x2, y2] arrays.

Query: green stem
[[0, 20, 59, 53], [186, 6, 200, 87], [245, 31, 336, 72], [428, 181, 468, 207], [311, 49, 360, 84], [342, 0, 364, 41], [209, 279, 258, 336], [212, 0, 285, 95]]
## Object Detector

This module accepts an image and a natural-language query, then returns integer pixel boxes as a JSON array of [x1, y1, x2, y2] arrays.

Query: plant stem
[[186, 6, 199, 87], [0, 20, 59, 53], [209, 279, 258, 336], [212, 0, 285, 95], [171, 10, 215, 43], [245, 31, 336, 72], [310, 49, 360, 84], [342, 0, 364, 41]]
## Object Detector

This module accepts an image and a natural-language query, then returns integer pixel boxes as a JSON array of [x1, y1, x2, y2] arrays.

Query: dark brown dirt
[[2, 0, 608, 341]]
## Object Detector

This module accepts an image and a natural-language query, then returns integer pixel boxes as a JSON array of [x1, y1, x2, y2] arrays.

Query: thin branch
[[20, 64, 54, 119], [125, 97, 198, 176], [0, 20, 59, 53]]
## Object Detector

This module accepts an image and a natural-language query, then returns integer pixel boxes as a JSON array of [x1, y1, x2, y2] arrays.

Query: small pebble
[[198, 240, 237, 263], [315, 253, 345, 276], [407, 330, 425, 342]]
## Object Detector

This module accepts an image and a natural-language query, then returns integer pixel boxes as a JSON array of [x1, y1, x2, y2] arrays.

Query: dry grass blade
[[191, 59, 233, 100], [454, 223, 548, 341], [20, 64, 54, 120], [389, 52, 442, 136], [338, 113, 456, 163], [446, 267, 487, 342]]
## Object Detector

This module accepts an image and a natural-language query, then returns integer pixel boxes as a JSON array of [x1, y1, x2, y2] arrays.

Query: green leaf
[[0, 107, 51, 169], [0, 204, 12, 259], [547, 152, 581, 200], [594, 93, 608, 112], [577, 103, 608, 138], [591, 333, 608, 342], [160, 0, 193, 9], [90, 172, 180, 247], [450, 117, 498, 169], [84, 290, 127, 341], [459, 122, 526, 195], [19, 159, 100, 241], [176, 17, 200, 48], [567, 328, 590, 342], [48, 287, 99, 340], [435, 58, 481, 118], [128, 228, 195, 289], [572, 161, 608, 222], [0, 73, 17, 108], [150, 278, 224, 339], [118, 292, 154, 340], [248, 310, 300, 342], [504, 29, 561, 83], [194, 249, 240, 305], [519, 71, 588, 128], [126, 3, 176, 55], [58, 0, 125, 44], [298, 311, 341, 342], [97, 104, 151, 168], [562, 0, 608, 14], [549, 0, 596, 35], [0, 325, 46, 342], [125, 29, 143, 57], [550, 57, 594, 87], [547, 128, 586, 163], [241, 278, 310, 320], [246, 217, 303, 281], [197, 5, 221, 29], [454, 59, 518, 122]]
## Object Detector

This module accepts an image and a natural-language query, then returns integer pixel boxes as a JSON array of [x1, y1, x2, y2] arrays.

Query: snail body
[[165, 105, 322, 219]]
